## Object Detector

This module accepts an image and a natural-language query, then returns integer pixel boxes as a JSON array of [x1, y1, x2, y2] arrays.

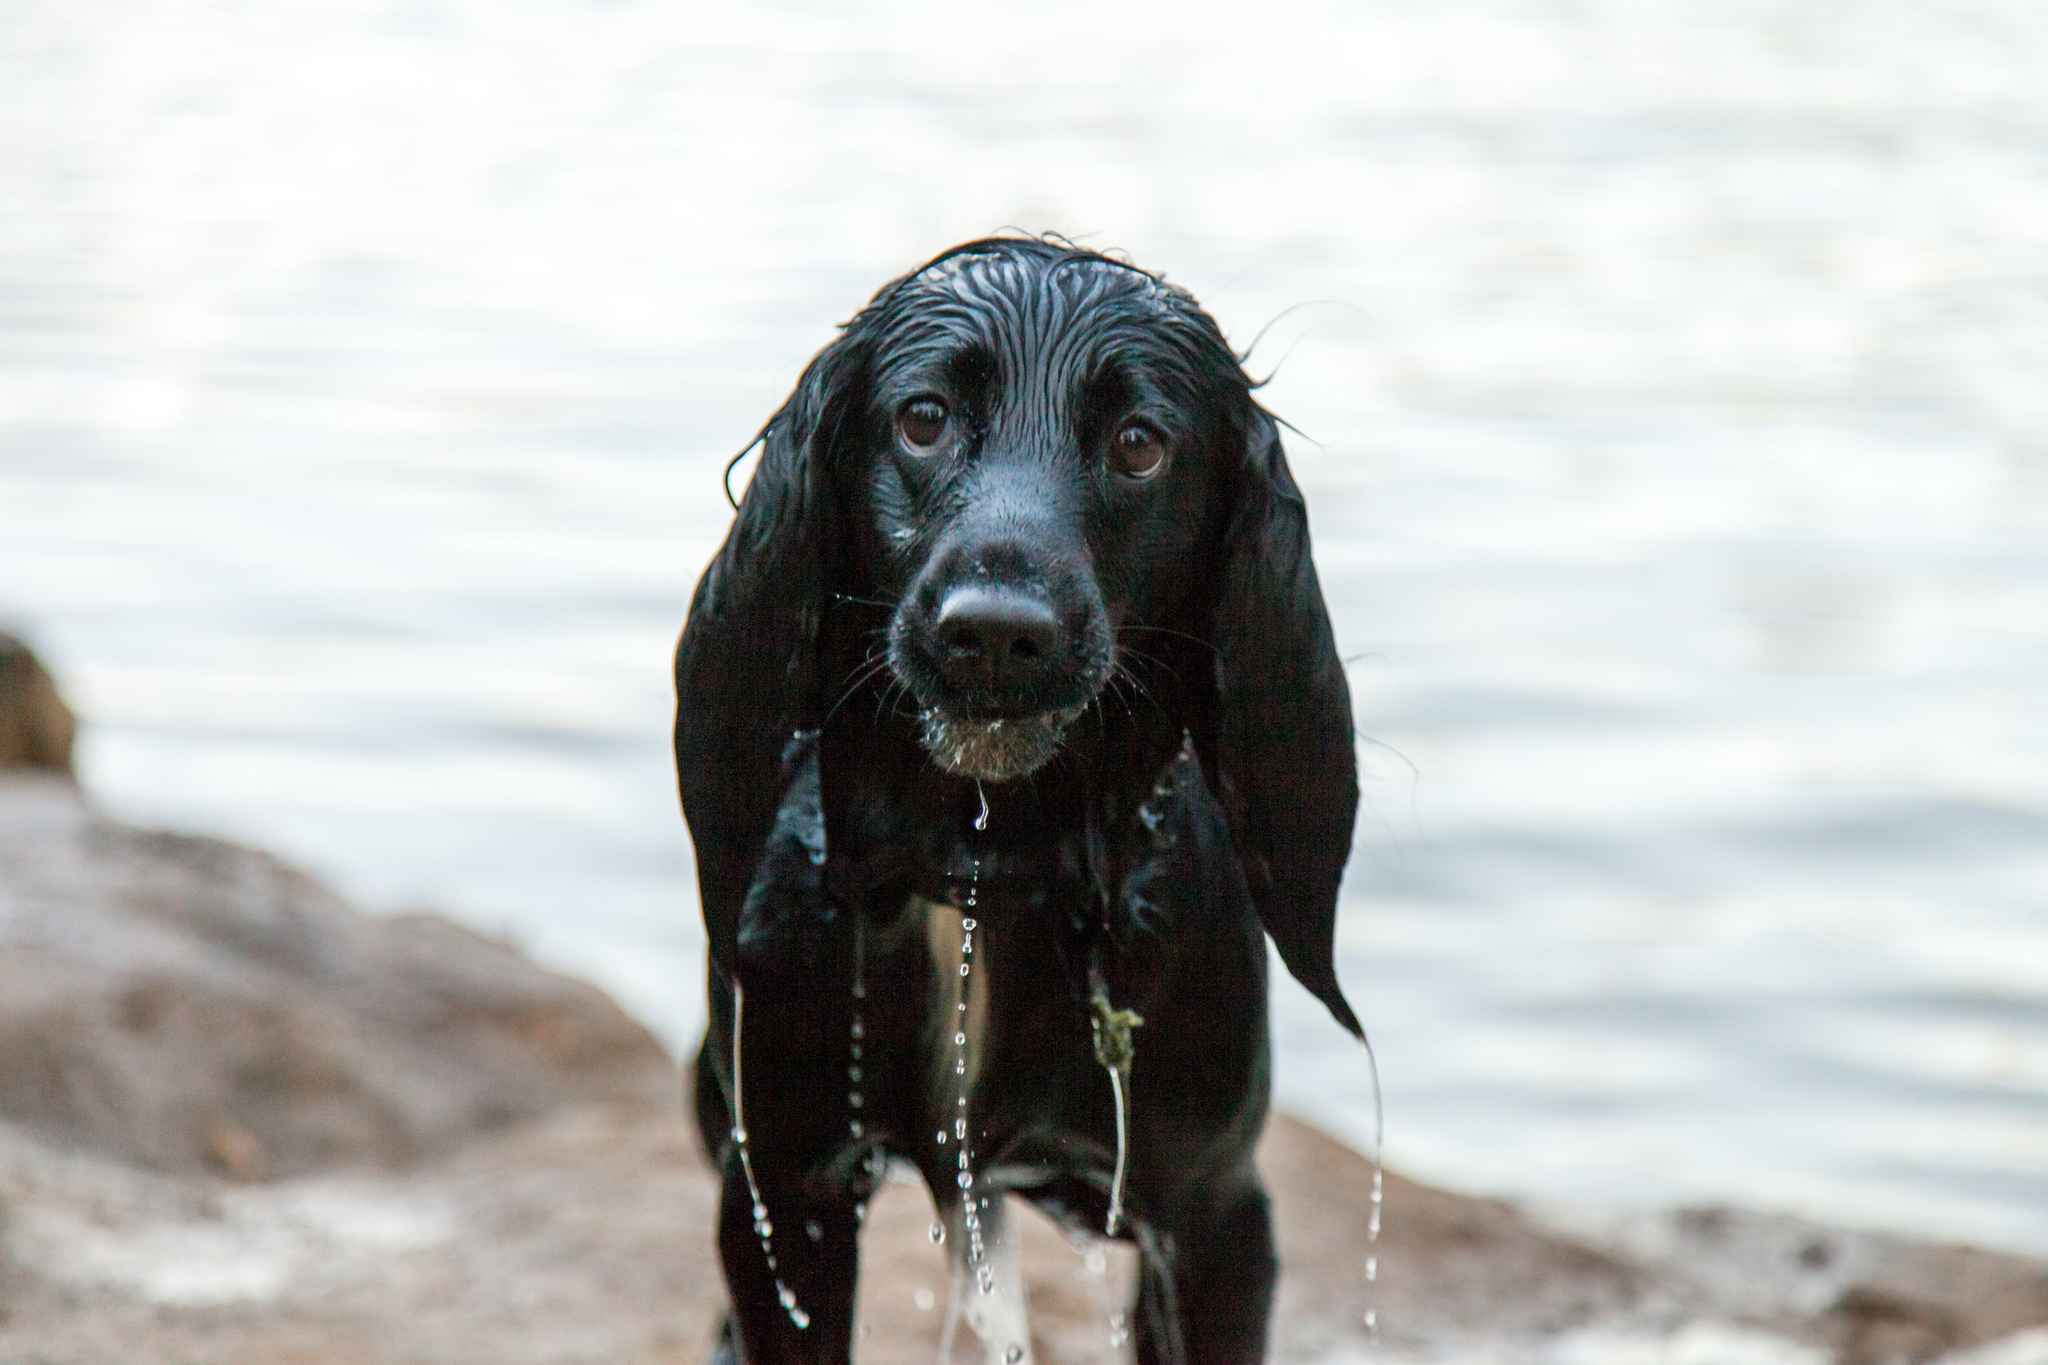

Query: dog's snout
[[936, 587, 1059, 687]]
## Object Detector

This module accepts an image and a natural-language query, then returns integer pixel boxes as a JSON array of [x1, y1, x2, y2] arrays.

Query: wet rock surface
[[0, 773, 2043, 1363], [0, 634, 74, 779], [0, 775, 672, 1179]]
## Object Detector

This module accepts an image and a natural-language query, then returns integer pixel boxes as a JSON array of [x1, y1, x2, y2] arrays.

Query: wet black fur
[[675, 238, 1360, 1364]]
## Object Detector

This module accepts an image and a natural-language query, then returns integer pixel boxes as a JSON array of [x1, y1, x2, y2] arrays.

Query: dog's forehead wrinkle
[[872, 259, 1243, 465]]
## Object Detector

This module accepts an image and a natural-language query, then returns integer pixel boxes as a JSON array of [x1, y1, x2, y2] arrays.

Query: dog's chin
[[916, 703, 1087, 782]]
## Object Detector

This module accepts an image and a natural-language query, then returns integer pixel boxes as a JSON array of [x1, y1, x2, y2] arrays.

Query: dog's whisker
[[1100, 672, 1140, 724], [834, 651, 892, 696], [1114, 643, 1184, 687], [1116, 622, 1219, 656], [1108, 660, 1166, 719], [825, 656, 896, 727]]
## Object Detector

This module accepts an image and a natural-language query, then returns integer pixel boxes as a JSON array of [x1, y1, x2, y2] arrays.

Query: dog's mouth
[[915, 703, 1088, 782]]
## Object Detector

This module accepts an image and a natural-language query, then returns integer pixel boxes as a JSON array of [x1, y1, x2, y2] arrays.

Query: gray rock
[[0, 775, 673, 1179]]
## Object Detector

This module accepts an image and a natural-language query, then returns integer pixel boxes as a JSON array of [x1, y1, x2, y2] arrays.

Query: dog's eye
[[1111, 423, 1167, 480], [897, 398, 948, 453]]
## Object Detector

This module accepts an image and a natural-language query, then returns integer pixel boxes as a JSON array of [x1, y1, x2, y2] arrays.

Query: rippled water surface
[[3, 0, 2045, 1254]]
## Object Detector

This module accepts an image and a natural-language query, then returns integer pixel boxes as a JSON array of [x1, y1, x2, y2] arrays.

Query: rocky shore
[[0, 637, 2045, 1364]]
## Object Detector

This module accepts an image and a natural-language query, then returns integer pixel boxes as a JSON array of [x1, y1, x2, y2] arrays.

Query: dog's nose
[[936, 586, 1059, 690]]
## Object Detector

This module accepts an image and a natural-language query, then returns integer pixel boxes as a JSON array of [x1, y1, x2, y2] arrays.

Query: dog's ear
[[675, 332, 863, 969], [1200, 406, 1363, 1038]]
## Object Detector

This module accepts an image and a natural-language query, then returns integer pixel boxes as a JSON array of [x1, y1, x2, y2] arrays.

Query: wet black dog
[[676, 238, 1360, 1364]]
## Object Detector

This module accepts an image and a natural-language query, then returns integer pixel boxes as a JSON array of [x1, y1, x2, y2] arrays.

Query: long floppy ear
[[1201, 407, 1363, 1037], [675, 334, 862, 971]]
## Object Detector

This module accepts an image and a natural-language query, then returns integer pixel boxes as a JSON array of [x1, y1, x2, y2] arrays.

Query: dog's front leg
[[1128, 1168, 1277, 1365], [714, 1143, 862, 1365]]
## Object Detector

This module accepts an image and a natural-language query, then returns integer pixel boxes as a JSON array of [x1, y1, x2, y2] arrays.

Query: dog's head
[[853, 244, 1252, 782], [684, 237, 1362, 1035]]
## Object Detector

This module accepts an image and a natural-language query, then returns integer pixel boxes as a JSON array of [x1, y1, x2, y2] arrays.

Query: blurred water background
[[3, 0, 2045, 1256]]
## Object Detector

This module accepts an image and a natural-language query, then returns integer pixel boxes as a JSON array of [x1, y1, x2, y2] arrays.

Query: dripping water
[[933, 796, 1035, 1365], [1105, 1068, 1130, 1236], [1088, 977, 1140, 1240], [955, 894, 984, 1285], [729, 982, 811, 1331], [1362, 1028, 1386, 1347], [849, 918, 868, 1342], [936, 836, 987, 1365], [850, 915, 867, 1147]]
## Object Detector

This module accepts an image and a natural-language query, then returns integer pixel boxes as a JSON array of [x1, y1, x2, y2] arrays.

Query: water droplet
[[955, 1118, 967, 1138], [1006, 1346, 1023, 1363], [807, 1220, 823, 1242], [753, 1202, 768, 1220], [962, 918, 978, 932], [849, 1043, 861, 1059], [959, 963, 970, 976], [755, 1219, 773, 1237], [930, 1222, 945, 1243], [1085, 1247, 1107, 1275], [954, 1031, 966, 1045], [855, 1202, 866, 1223], [791, 1307, 811, 1329], [851, 981, 865, 999], [956, 1059, 965, 1073], [958, 1001, 968, 1012], [848, 1066, 861, 1082], [1365, 1309, 1377, 1331], [731, 1126, 747, 1144], [975, 783, 990, 831], [958, 1150, 969, 1169], [1366, 1256, 1377, 1281], [849, 1121, 863, 1137], [936, 1130, 948, 1143], [851, 1019, 863, 1038], [914, 1285, 936, 1311], [778, 1284, 796, 1309], [848, 1092, 862, 1108], [957, 1171, 973, 1188]]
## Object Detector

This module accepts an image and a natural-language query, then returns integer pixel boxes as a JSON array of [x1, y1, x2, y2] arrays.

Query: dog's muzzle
[[915, 704, 1088, 782]]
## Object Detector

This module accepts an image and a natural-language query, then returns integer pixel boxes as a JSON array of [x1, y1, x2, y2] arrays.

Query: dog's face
[[843, 251, 1245, 781], [681, 234, 1363, 1034]]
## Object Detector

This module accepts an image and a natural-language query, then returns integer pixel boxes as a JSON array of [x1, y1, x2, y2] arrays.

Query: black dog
[[676, 238, 1360, 1364]]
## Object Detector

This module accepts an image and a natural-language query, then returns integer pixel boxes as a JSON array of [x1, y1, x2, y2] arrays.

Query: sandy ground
[[4, 1104, 2048, 1365]]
